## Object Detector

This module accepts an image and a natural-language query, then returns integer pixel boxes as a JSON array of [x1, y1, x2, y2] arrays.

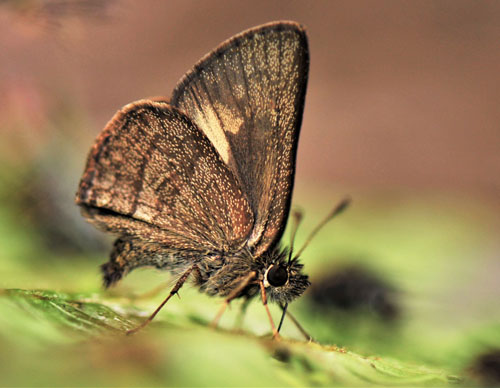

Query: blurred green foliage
[[0, 289, 458, 387]]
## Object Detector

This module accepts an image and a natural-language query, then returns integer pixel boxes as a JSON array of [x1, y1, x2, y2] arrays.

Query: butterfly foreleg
[[234, 297, 252, 329], [211, 271, 257, 329], [259, 281, 280, 339], [278, 302, 314, 342], [126, 263, 199, 335]]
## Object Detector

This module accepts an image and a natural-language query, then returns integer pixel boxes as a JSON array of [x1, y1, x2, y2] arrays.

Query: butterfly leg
[[211, 271, 257, 329], [279, 303, 314, 342], [235, 297, 252, 329], [126, 264, 199, 335], [259, 281, 280, 340]]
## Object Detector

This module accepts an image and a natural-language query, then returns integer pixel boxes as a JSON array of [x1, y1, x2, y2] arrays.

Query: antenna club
[[331, 197, 351, 216]]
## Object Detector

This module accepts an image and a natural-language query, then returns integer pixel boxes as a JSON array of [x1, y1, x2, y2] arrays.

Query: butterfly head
[[257, 247, 310, 304]]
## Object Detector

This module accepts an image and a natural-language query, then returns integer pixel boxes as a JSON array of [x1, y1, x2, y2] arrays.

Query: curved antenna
[[294, 197, 351, 259], [288, 209, 304, 264]]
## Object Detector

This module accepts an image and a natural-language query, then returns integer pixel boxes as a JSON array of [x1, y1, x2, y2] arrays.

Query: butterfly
[[76, 21, 316, 337]]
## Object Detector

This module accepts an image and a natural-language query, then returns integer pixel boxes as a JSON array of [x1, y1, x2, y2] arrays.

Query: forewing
[[171, 21, 309, 256], [76, 100, 254, 252]]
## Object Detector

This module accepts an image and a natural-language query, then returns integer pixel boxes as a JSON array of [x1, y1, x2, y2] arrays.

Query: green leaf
[[0, 288, 460, 387]]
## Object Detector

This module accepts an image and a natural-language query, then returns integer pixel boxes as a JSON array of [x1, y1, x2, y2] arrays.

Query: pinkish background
[[1, 0, 499, 204]]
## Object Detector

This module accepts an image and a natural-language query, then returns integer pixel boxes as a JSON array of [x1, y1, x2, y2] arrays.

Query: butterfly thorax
[[199, 246, 310, 304]]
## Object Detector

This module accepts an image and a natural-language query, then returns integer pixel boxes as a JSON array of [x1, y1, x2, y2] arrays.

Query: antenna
[[288, 209, 304, 264], [294, 197, 351, 259]]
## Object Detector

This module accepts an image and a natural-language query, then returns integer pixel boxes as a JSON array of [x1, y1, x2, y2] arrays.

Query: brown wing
[[171, 21, 309, 256], [76, 100, 254, 253]]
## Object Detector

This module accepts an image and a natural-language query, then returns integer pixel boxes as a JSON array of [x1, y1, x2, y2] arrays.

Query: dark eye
[[267, 265, 288, 287]]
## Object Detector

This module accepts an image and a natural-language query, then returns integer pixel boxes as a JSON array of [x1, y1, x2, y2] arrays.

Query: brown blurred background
[[1, 0, 499, 203]]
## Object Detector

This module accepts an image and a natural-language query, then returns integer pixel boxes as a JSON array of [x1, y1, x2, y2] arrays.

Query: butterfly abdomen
[[101, 237, 201, 288]]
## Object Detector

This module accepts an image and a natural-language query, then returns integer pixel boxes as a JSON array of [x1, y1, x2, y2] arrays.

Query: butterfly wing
[[76, 100, 254, 253], [171, 21, 309, 256]]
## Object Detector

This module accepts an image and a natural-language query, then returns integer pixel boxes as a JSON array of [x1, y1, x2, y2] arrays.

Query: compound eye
[[266, 265, 288, 287]]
